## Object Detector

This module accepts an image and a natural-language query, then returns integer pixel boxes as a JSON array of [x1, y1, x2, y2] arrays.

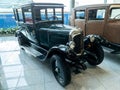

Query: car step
[[23, 46, 45, 59], [110, 50, 120, 54]]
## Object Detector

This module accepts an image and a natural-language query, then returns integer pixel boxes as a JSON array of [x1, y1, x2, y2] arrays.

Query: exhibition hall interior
[[0, 0, 120, 90]]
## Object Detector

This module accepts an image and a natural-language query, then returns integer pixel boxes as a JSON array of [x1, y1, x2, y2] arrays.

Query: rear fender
[[15, 29, 21, 37], [15, 26, 27, 37], [15, 29, 31, 45], [16, 30, 26, 40]]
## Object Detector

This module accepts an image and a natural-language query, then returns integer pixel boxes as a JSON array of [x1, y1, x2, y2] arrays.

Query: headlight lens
[[89, 35, 95, 42], [69, 41, 75, 50]]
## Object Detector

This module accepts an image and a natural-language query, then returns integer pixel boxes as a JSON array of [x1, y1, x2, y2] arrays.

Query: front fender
[[84, 35, 102, 51], [47, 45, 68, 59]]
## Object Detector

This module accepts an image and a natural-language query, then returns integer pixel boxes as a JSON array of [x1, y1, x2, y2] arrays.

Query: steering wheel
[[48, 15, 58, 21], [113, 14, 120, 19]]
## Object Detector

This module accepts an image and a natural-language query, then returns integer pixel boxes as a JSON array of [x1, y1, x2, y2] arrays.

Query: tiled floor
[[0, 36, 120, 90]]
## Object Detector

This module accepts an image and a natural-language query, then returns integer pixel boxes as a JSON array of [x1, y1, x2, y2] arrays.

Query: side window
[[55, 8, 62, 20], [88, 9, 105, 20], [40, 9, 54, 21], [40, 8, 62, 21], [40, 9, 46, 20], [47, 8, 54, 20], [75, 10, 85, 19], [109, 8, 120, 19], [18, 9, 23, 21], [24, 9, 32, 23]]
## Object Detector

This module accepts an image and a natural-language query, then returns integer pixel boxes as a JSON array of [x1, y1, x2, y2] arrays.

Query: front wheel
[[85, 43, 104, 66], [50, 55, 71, 87]]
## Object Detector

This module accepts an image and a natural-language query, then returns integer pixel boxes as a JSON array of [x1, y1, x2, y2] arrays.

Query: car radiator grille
[[73, 33, 84, 55]]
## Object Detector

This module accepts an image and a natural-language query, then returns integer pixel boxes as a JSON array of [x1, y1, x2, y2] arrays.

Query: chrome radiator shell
[[69, 28, 84, 55]]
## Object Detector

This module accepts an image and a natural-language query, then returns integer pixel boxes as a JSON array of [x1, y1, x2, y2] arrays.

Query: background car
[[70, 3, 120, 54]]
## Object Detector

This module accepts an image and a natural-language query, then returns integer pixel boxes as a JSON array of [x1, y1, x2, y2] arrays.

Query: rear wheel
[[50, 55, 71, 87], [85, 43, 104, 65]]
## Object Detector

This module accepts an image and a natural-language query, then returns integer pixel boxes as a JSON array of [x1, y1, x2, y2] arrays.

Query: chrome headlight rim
[[89, 35, 95, 42], [69, 28, 82, 40], [69, 41, 75, 50]]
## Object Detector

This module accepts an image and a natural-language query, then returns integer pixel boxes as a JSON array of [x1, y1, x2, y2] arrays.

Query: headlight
[[69, 28, 82, 40], [68, 28, 84, 56], [89, 35, 95, 42], [69, 41, 75, 50]]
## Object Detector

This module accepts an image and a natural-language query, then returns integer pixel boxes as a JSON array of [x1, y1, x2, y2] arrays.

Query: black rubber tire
[[50, 55, 71, 87], [85, 43, 104, 66]]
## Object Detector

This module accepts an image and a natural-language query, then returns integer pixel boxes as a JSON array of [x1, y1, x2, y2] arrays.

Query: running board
[[110, 50, 120, 54], [22, 46, 45, 60]]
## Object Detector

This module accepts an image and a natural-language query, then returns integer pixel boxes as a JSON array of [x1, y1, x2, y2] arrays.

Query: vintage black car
[[13, 3, 104, 87]]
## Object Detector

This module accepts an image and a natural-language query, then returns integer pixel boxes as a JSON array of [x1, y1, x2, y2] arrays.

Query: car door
[[38, 28, 49, 48], [103, 5, 120, 44], [85, 8, 106, 36]]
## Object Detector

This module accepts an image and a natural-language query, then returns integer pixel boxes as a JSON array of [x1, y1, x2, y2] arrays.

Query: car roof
[[74, 3, 120, 10], [14, 3, 64, 9]]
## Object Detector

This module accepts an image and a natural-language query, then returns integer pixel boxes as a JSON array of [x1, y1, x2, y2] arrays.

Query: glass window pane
[[88, 9, 105, 20], [75, 10, 85, 19], [40, 9, 46, 20], [96, 9, 105, 19], [18, 9, 23, 21], [24, 11, 32, 23], [47, 8, 54, 20], [55, 8, 62, 20], [110, 8, 120, 19]]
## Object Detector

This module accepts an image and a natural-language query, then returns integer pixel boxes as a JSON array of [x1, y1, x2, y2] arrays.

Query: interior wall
[[113, 0, 120, 3]]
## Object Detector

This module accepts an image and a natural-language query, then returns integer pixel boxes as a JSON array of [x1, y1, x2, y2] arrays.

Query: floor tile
[[20, 69, 44, 85]]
